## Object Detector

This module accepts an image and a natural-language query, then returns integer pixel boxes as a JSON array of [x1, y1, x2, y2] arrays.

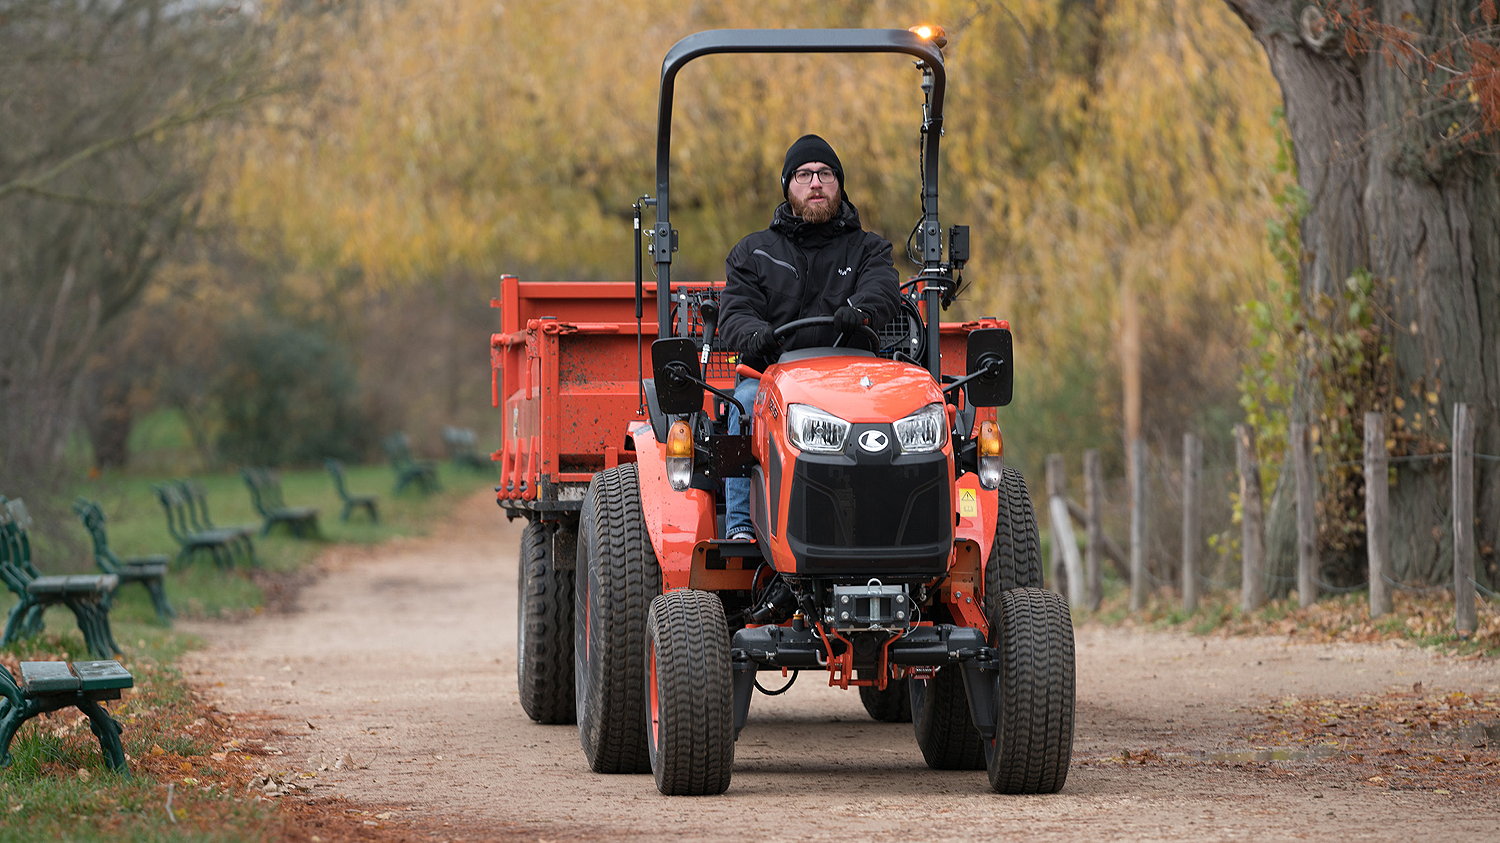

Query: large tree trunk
[[1226, 0, 1499, 590]]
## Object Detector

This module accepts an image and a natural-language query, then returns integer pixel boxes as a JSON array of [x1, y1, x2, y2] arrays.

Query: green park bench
[[383, 433, 440, 495], [151, 482, 255, 569], [72, 499, 176, 625], [324, 459, 379, 523], [241, 467, 321, 538], [443, 426, 491, 472], [1, 499, 122, 660], [0, 660, 132, 773]]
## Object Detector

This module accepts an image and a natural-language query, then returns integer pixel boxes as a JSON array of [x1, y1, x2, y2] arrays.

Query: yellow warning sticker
[[959, 488, 978, 518]]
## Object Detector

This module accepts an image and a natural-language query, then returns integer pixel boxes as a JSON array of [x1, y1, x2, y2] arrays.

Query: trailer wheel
[[518, 520, 575, 724], [575, 464, 662, 773], [985, 468, 1042, 605], [645, 589, 734, 795], [859, 679, 912, 722], [910, 665, 984, 769], [984, 587, 1075, 794]]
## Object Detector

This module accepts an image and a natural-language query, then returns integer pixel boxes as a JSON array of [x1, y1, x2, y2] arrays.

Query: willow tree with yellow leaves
[[1224, 1, 1499, 589], [221, 0, 1285, 465]]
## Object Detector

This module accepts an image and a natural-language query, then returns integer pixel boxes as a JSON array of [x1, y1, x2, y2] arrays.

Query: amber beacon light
[[908, 24, 947, 48]]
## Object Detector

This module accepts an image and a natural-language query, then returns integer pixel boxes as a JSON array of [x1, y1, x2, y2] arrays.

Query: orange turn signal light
[[977, 420, 1003, 457], [666, 420, 694, 458]]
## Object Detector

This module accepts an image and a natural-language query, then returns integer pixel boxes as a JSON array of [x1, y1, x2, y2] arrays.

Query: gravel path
[[183, 490, 1500, 840]]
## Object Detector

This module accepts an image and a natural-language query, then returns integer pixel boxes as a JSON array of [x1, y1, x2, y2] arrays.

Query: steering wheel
[[772, 315, 881, 349]]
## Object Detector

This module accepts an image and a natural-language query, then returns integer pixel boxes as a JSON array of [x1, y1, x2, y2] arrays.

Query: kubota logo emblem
[[858, 430, 888, 452]]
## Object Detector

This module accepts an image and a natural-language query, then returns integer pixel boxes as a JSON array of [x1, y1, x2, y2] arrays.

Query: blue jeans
[[723, 376, 761, 538]]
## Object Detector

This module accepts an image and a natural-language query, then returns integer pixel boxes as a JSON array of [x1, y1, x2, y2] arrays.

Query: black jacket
[[719, 199, 901, 370]]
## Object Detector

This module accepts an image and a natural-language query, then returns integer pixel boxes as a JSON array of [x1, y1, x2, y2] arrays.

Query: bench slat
[[26, 574, 118, 595], [20, 661, 81, 693], [72, 660, 134, 692]]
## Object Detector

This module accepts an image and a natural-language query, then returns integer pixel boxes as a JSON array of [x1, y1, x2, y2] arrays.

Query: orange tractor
[[496, 27, 1074, 796]]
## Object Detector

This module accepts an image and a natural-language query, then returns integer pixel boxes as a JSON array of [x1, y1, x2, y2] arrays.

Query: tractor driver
[[717, 134, 902, 542]]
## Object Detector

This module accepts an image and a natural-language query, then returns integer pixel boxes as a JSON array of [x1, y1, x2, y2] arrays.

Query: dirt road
[[183, 490, 1499, 841]]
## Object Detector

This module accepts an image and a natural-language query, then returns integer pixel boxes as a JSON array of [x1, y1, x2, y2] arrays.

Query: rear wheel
[[575, 464, 661, 773], [646, 589, 734, 795], [859, 679, 912, 722], [986, 468, 1042, 603], [910, 665, 984, 769], [984, 587, 1075, 794], [517, 520, 575, 724]]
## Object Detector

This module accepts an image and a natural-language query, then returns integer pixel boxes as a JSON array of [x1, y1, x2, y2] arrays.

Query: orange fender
[[628, 421, 719, 591]]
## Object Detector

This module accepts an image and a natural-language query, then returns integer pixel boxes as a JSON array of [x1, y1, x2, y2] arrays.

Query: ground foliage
[[1091, 588, 1500, 657], [1240, 686, 1500, 794], [1083, 589, 1499, 797]]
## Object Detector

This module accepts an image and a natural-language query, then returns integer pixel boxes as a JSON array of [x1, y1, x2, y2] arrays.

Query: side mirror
[[651, 338, 705, 414], [964, 328, 1013, 407]]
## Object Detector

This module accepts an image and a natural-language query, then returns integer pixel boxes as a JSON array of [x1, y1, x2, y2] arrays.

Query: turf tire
[[517, 520, 575, 724], [575, 464, 661, 773], [984, 587, 1075, 794], [859, 679, 912, 723], [910, 665, 984, 770], [645, 589, 734, 795], [985, 468, 1043, 604]]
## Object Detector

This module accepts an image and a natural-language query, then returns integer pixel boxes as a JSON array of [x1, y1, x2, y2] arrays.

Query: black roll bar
[[651, 29, 947, 339]]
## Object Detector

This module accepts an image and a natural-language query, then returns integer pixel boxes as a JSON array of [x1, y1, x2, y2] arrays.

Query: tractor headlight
[[787, 404, 850, 454], [893, 403, 948, 453]]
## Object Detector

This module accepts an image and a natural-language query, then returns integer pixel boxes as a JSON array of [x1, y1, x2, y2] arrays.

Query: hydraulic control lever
[[697, 298, 720, 366]]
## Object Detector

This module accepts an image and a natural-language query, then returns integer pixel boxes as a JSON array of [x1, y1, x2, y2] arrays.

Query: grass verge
[[2, 462, 490, 840]]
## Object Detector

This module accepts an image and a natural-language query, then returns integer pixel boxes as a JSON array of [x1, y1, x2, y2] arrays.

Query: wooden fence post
[[1453, 403, 1477, 636], [1046, 453, 1085, 607], [1129, 437, 1147, 612], [1181, 432, 1202, 613], [1364, 412, 1391, 617], [1291, 422, 1319, 607], [1046, 453, 1064, 593], [1235, 424, 1266, 612], [1084, 449, 1104, 611]]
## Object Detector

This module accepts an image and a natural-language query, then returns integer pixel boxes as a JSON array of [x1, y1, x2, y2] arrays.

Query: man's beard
[[791, 191, 839, 224]]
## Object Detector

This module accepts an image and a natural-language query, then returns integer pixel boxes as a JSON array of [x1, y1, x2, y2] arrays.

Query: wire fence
[[1043, 403, 1496, 636]]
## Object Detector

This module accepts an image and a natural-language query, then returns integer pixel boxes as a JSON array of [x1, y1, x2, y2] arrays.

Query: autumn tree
[[1224, 1, 1498, 587], [0, 1, 286, 486]]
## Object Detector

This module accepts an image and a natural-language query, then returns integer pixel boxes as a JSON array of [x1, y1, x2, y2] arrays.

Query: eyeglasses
[[791, 168, 838, 185]]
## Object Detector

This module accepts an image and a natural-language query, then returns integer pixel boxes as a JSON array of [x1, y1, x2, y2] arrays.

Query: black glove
[[747, 329, 781, 359], [833, 305, 868, 334]]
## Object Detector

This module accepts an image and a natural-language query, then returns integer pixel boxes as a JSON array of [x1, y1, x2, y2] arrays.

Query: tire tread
[[518, 520, 575, 723]]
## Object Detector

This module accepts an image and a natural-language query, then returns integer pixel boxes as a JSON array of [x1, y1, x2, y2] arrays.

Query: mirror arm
[[941, 354, 1005, 398], [662, 361, 746, 417]]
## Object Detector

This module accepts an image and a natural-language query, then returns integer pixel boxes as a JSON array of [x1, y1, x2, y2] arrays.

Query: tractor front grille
[[785, 453, 951, 575]]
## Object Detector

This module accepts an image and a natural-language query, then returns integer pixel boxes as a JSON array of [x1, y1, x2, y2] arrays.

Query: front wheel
[[984, 587, 1075, 794], [517, 520, 575, 724], [646, 589, 734, 795]]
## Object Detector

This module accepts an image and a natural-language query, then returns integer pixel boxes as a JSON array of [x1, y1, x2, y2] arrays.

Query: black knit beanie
[[781, 134, 843, 197]]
